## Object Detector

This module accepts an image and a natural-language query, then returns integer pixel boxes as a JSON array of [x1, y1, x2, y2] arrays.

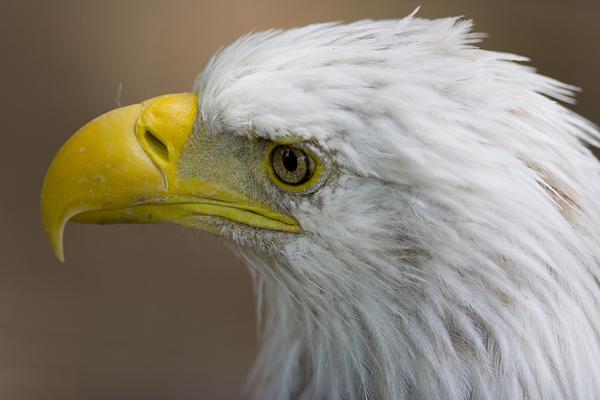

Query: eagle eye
[[267, 145, 322, 192], [272, 146, 310, 184]]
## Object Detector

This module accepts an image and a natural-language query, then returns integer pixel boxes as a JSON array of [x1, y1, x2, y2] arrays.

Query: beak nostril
[[144, 130, 169, 162]]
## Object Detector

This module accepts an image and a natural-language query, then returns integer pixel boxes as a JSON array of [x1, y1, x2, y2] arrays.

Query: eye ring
[[266, 144, 323, 192]]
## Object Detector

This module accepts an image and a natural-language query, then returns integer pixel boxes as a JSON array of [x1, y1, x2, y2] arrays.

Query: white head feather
[[194, 12, 600, 400]]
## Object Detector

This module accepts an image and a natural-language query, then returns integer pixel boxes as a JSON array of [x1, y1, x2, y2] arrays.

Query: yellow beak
[[41, 93, 299, 262]]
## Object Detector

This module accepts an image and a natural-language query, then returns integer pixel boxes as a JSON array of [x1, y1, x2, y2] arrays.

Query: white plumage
[[195, 12, 600, 400]]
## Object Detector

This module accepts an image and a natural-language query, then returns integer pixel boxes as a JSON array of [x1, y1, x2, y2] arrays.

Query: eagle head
[[42, 13, 600, 400]]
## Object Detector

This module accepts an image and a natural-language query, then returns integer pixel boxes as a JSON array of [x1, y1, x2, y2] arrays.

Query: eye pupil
[[282, 148, 298, 171]]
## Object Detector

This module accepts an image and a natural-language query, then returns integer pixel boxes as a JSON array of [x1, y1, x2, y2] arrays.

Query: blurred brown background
[[1, 0, 599, 399]]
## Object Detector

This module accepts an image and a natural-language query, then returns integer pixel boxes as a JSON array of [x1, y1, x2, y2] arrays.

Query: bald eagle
[[42, 12, 600, 400]]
